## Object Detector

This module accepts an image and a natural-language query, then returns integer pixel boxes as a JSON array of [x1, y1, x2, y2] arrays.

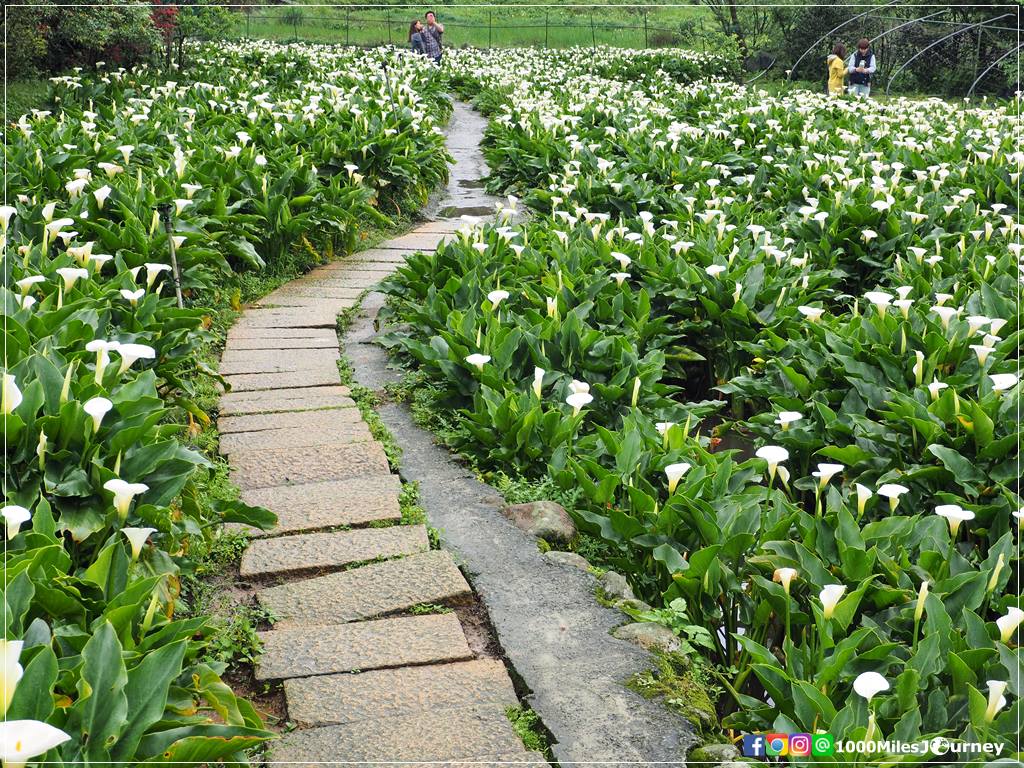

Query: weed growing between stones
[[504, 706, 553, 760], [409, 602, 454, 615]]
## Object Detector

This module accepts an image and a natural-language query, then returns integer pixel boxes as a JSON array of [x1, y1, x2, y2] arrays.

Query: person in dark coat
[[409, 19, 426, 54]]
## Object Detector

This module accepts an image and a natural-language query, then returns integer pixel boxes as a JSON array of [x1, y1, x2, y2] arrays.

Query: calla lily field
[[379, 47, 1022, 758], [2, 42, 450, 765], [1, 34, 1020, 767]]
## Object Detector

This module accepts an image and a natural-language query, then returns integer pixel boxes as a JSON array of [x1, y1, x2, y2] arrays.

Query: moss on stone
[[627, 653, 718, 733]]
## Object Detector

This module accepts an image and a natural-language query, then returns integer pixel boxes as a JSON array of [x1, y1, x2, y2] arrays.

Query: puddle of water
[[438, 205, 497, 218], [457, 179, 488, 189]]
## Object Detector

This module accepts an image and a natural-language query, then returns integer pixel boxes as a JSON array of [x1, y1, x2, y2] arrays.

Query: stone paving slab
[[219, 421, 372, 455], [221, 367, 340, 393], [344, 247, 418, 262], [240, 525, 429, 577], [224, 336, 339, 350], [218, 406, 359, 434], [267, 705, 525, 762], [232, 308, 340, 329], [377, 231, 455, 251], [237, 475, 401, 535], [255, 613, 472, 680], [259, 296, 359, 310], [229, 440, 390, 489], [284, 659, 518, 727], [265, 287, 365, 301], [218, 347, 340, 365], [318, 261, 397, 273], [219, 386, 354, 416], [262, 756, 545, 768], [307, 268, 390, 282], [258, 550, 471, 625], [217, 354, 340, 376], [226, 327, 338, 341]]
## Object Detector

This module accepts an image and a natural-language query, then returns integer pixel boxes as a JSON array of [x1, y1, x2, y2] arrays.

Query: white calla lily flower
[[2, 505, 31, 540], [103, 478, 149, 521], [996, 607, 1023, 643], [820, 584, 846, 619], [83, 397, 113, 433], [664, 462, 691, 494], [2, 374, 23, 415], [0, 640, 25, 718], [465, 354, 490, 371], [121, 527, 157, 561], [852, 671, 889, 702], [565, 391, 593, 415], [0, 720, 72, 768]]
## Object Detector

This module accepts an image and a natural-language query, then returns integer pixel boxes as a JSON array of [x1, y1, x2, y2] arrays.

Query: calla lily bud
[[914, 580, 928, 622], [532, 367, 545, 398], [987, 554, 1005, 593], [631, 377, 640, 408], [37, 430, 47, 471]]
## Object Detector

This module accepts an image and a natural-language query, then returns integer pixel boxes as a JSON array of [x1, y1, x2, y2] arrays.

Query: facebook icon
[[742, 734, 766, 759]]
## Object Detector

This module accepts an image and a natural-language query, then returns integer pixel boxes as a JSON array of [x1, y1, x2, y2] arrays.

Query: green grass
[[5, 78, 51, 119], [234, 5, 716, 50], [504, 706, 553, 758]]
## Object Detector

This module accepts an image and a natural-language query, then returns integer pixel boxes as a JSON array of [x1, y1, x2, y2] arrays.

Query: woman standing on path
[[827, 43, 847, 96], [409, 19, 426, 55]]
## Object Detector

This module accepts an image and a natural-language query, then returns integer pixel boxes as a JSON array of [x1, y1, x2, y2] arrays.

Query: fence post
[[345, 7, 350, 45], [386, 8, 392, 45], [643, 8, 648, 48], [544, 11, 549, 48], [973, 26, 983, 83], [245, 11, 250, 38], [489, 11, 492, 48], [591, 11, 596, 47], [293, 14, 298, 42]]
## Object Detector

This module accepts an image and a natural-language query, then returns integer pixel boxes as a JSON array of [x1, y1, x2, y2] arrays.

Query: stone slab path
[[218, 100, 543, 763]]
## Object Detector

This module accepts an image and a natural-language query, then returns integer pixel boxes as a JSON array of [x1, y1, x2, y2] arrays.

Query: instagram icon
[[789, 734, 812, 756]]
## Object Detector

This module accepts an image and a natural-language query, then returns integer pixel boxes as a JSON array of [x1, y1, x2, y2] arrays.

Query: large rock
[[612, 622, 680, 653], [503, 501, 575, 542]]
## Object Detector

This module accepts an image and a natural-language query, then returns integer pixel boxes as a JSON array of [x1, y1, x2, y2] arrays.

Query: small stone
[[503, 501, 575, 542], [598, 570, 636, 602], [689, 743, 741, 763], [612, 622, 680, 653], [543, 550, 590, 571]]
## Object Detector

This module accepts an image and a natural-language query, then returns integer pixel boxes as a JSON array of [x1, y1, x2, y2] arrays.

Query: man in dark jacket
[[847, 38, 877, 97], [421, 10, 444, 63]]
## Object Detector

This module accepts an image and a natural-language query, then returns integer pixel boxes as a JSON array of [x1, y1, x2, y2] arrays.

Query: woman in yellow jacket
[[826, 43, 847, 96]]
